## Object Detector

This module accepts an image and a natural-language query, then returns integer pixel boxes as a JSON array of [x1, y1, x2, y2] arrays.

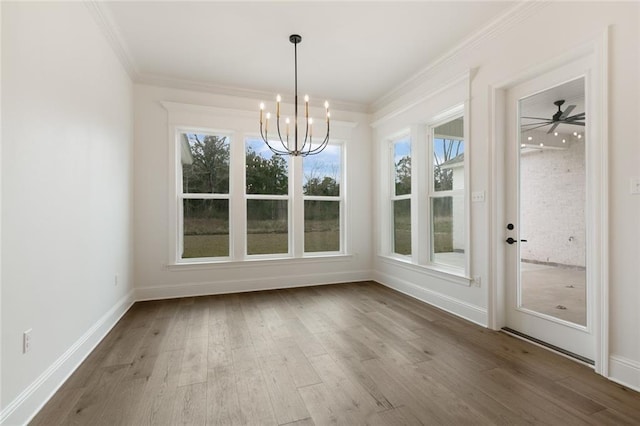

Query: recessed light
[[562, 139, 566, 143], [554, 132, 558, 136], [573, 131, 578, 136], [577, 134, 582, 139], [527, 136, 533, 141], [539, 143, 544, 147]]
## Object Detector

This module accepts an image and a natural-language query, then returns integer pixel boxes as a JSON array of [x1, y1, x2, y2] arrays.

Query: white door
[[504, 58, 596, 363]]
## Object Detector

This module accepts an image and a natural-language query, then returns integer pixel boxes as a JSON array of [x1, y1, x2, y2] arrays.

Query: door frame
[[487, 29, 609, 376]]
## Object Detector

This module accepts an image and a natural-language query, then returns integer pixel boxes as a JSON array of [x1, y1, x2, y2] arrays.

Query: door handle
[[506, 237, 528, 244]]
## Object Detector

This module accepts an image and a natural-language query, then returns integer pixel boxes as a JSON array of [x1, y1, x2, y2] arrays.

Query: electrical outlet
[[23, 329, 32, 353]]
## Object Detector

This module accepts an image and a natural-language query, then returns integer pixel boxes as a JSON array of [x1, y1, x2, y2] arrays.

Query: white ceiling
[[99, 1, 518, 108]]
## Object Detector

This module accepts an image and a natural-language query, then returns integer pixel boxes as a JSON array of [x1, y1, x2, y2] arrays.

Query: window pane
[[182, 199, 229, 258], [181, 133, 230, 194], [393, 199, 411, 255], [431, 196, 465, 268], [303, 145, 341, 196], [305, 200, 339, 252], [394, 138, 411, 196], [247, 200, 288, 255], [246, 139, 288, 195], [433, 117, 464, 192]]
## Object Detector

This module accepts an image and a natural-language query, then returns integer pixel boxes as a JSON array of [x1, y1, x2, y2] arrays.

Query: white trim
[[488, 32, 609, 374], [371, 71, 470, 128], [594, 27, 610, 378], [136, 270, 371, 301], [0, 291, 135, 426], [85, 1, 137, 79], [374, 271, 487, 327], [378, 255, 472, 287], [161, 101, 359, 129], [608, 355, 640, 393]]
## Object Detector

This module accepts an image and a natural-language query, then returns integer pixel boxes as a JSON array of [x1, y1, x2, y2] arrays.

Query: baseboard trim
[[136, 270, 372, 301], [0, 290, 136, 426], [608, 355, 640, 393], [374, 271, 487, 326]]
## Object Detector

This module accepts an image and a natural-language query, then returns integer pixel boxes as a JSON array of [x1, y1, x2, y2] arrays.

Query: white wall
[[371, 1, 640, 389], [1, 3, 134, 424], [133, 84, 373, 300], [521, 137, 586, 268]]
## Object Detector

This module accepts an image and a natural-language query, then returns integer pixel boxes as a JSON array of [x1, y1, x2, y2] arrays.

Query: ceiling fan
[[521, 100, 585, 134]]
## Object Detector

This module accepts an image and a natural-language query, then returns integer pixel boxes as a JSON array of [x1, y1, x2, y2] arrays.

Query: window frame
[[244, 136, 292, 259], [302, 141, 345, 256], [175, 127, 233, 264], [425, 107, 470, 276], [390, 134, 412, 258]]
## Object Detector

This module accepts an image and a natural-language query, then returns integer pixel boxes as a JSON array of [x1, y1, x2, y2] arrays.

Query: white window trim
[[174, 127, 234, 264], [389, 134, 412, 258], [379, 104, 472, 283], [302, 141, 346, 256], [426, 105, 470, 277], [163, 100, 355, 268]]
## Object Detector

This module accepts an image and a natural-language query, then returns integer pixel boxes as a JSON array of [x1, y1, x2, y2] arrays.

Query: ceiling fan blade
[[521, 116, 552, 120], [565, 122, 585, 126], [522, 123, 553, 132], [560, 105, 576, 119], [546, 122, 561, 134], [565, 113, 585, 121], [521, 121, 552, 127]]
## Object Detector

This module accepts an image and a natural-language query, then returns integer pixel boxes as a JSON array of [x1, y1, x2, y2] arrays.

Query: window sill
[[167, 253, 353, 271], [378, 255, 473, 287]]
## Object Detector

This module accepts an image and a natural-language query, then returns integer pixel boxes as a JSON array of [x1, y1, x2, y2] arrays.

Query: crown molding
[[84, 0, 138, 80], [140, 73, 368, 114], [371, 0, 550, 112]]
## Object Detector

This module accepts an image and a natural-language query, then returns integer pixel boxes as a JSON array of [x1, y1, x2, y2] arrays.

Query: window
[[303, 144, 342, 253], [392, 137, 411, 256], [179, 131, 230, 260], [245, 138, 290, 256], [169, 108, 350, 266], [429, 117, 465, 269]]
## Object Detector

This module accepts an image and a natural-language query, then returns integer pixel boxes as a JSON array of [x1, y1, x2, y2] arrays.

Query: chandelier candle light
[[259, 34, 330, 156]]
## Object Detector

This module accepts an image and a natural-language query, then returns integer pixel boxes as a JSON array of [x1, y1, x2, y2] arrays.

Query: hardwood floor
[[31, 282, 640, 425]]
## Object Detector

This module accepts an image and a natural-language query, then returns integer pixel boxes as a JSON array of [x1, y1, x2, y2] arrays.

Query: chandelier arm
[[263, 139, 290, 156], [260, 124, 290, 156], [305, 122, 330, 155]]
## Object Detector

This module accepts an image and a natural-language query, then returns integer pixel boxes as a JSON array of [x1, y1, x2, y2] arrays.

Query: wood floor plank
[[307, 353, 382, 419], [366, 406, 424, 426], [206, 364, 246, 425], [274, 337, 322, 388], [259, 352, 311, 424], [94, 377, 146, 426], [29, 385, 85, 426], [32, 281, 640, 426], [232, 346, 278, 425], [63, 364, 129, 425], [131, 349, 184, 425], [172, 382, 207, 426]]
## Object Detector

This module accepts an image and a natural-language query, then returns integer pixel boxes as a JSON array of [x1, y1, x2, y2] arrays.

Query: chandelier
[[259, 34, 330, 156]]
